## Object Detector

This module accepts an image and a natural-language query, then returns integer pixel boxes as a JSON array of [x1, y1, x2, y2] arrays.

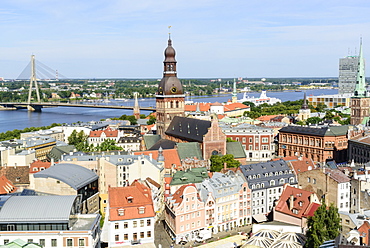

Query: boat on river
[[237, 90, 281, 106]]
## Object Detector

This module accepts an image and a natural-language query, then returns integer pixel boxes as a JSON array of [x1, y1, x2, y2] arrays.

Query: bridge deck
[[0, 102, 156, 111]]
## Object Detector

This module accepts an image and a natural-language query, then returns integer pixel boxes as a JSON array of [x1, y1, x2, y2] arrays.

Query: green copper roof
[[0, 239, 42, 248], [176, 142, 203, 160], [143, 135, 161, 150], [226, 142, 246, 158], [170, 167, 209, 186], [354, 39, 367, 97]]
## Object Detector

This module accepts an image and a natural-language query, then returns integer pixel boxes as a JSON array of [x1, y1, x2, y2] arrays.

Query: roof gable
[[165, 116, 211, 142]]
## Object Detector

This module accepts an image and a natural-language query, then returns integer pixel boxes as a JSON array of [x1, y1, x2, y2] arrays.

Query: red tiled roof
[[89, 127, 118, 137], [224, 103, 250, 112], [29, 160, 52, 174], [0, 175, 17, 194], [275, 185, 320, 219], [358, 221, 370, 245], [108, 181, 155, 221], [134, 149, 181, 170], [257, 115, 279, 122], [272, 156, 315, 175]]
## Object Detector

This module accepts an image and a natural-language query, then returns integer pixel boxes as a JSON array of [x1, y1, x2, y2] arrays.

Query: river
[[0, 89, 338, 133]]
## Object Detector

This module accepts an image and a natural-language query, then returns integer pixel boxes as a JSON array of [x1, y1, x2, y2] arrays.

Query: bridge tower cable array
[[27, 55, 41, 104]]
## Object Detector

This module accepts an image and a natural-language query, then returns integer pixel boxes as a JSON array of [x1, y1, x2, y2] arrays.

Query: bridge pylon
[[27, 55, 41, 111]]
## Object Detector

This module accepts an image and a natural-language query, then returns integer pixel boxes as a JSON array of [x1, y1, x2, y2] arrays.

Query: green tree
[[96, 139, 122, 151], [296, 121, 305, 126], [246, 111, 261, 119], [326, 204, 341, 239], [306, 117, 322, 125], [315, 103, 327, 112], [305, 202, 328, 248], [210, 154, 240, 172], [242, 101, 255, 108], [323, 111, 334, 121], [210, 155, 223, 172], [147, 115, 156, 125], [68, 130, 89, 152], [226, 137, 236, 142], [305, 201, 341, 248], [222, 154, 240, 168]]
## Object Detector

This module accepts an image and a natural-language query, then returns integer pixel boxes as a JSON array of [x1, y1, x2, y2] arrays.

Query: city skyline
[[1, 0, 370, 79]]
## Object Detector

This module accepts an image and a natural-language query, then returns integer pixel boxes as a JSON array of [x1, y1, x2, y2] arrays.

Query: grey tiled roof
[[165, 116, 211, 142], [279, 125, 350, 137], [239, 160, 297, 190], [0, 195, 77, 223], [33, 163, 98, 190]]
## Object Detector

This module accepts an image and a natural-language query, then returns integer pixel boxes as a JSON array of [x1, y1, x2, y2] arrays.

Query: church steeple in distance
[[301, 92, 308, 110], [354, 38, 366, 97]]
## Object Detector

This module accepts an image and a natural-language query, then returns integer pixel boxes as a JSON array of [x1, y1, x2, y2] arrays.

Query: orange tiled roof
[[134, 149, 181, 170], [185, 103, 211, 112], [89, 127, 118, 137], [224, 103, 250, 112], [29, 160, 52, 174], [108, 181, 155, 221], [275, 185, 320, 218], [0, 175, 17, 194], [273, 156, 316, 175], [171, 184, 196, 205]]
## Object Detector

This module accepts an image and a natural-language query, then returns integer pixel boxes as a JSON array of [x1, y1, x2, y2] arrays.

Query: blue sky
[[1, 0, 370, 79]]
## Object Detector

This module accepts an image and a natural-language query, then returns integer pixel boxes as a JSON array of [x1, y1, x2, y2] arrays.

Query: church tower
[[297, 92, 311, 121], [350, 39, 370, 125], [156, 34, 185, 137]]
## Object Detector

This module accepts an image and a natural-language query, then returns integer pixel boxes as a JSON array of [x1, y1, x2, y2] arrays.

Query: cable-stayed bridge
[[0, 56, 156, 115]]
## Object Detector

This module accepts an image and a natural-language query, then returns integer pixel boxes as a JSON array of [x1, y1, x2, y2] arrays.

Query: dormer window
[[127, 196, 133, 203], [138, 207, 145, 214], [118, 208, 125, 216]]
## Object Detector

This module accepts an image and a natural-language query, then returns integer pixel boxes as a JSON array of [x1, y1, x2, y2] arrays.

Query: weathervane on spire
[[168, 26, 172, 39]]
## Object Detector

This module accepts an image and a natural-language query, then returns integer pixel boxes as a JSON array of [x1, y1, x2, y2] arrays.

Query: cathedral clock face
[[171, 87, 177, 94]]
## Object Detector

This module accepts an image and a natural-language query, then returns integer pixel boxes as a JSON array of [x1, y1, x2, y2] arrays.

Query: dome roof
[[164, 39, 176, 63], [158, 76, 183, 95]]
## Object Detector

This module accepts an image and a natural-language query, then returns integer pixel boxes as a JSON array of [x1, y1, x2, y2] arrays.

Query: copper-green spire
[[354, 38, 367, 97]]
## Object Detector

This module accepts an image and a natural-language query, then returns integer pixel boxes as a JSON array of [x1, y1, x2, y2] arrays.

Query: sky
[[1, 0, 370, 79]]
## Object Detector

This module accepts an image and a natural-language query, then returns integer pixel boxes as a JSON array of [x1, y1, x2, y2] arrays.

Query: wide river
[[0, 89, 337, 133]]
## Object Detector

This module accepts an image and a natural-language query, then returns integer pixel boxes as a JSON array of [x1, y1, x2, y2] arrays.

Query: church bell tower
[[156, 34, 185, 137], [350, 39, 370, 126]]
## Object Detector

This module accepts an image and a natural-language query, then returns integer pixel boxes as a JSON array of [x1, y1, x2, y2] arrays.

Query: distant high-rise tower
[[232, 78, 237, 103], [338, 53, 361, 95], [350, 39, 370, 125], [156, 35, 185, 137]]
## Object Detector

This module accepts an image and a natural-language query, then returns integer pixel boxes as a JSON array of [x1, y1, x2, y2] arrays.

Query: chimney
[[51, 157, 54, 166], [149, 153, 152, 161], [224, 162, 227, 171], [289, 194, 294, 210]]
